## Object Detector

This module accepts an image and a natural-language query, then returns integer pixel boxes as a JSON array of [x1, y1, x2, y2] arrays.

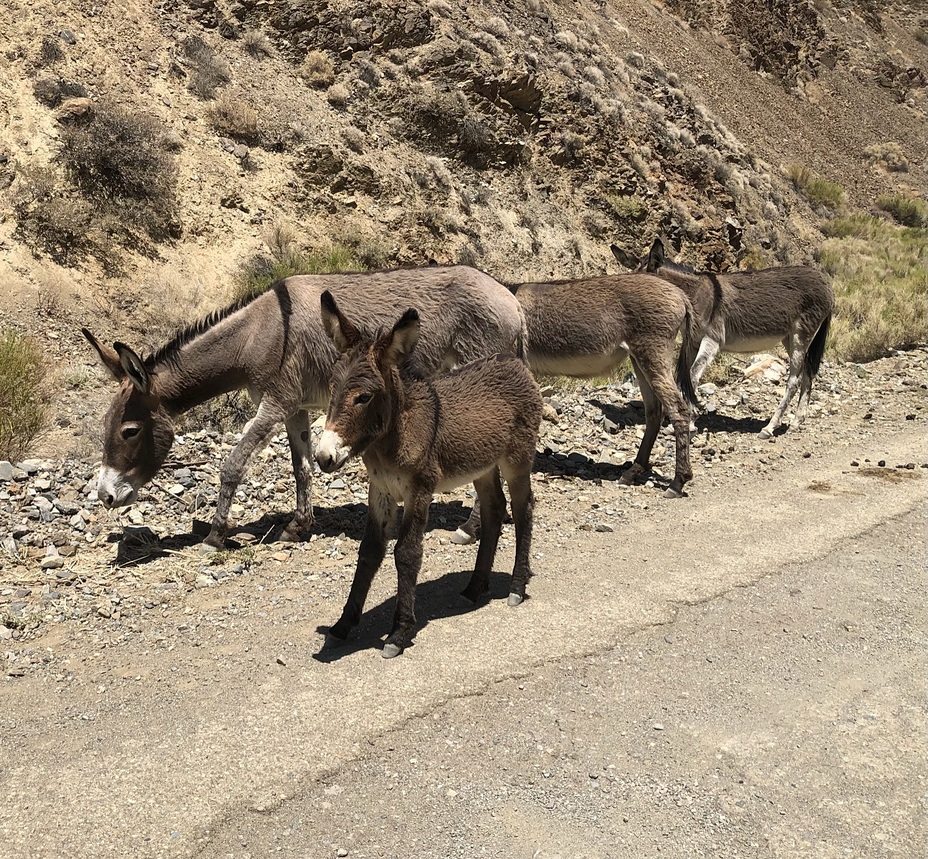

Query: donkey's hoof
[[203, 532, 226, 550], [460, 586, 490, 605], [281, 522, 310, 543], [451, 527, 476, 545], [382, 642, 403, 659], [758, 427, 773, 440], [507, 592, 524, 607], [663, 486, 686, 499], [324, 631, 348, 650]]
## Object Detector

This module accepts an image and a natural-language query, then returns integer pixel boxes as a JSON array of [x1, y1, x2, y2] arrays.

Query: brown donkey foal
[[315, 291, 542, 658]]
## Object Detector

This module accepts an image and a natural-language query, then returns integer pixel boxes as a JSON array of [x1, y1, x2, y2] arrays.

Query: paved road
[[1, 427, 925, 858]]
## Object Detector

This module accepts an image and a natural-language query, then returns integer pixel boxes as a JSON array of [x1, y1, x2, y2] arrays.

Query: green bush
[[819, 214, 927, 362], [787, 163, 844, 212], [233, 243, 368, 302], [876, 195, 927, 228], [0, 330, 50, 462]]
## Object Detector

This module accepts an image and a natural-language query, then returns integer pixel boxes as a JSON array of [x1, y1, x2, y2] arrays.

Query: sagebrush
[[0, 330, 50, 461]]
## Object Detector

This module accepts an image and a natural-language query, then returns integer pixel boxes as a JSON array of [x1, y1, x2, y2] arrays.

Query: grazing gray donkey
[[315, 290, 542, 658], [82, 266, 525, 548], [612, 239, 834, 438]]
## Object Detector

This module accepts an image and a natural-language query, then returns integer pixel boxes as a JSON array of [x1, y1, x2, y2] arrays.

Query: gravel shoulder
[[0, 350, 926, 858]]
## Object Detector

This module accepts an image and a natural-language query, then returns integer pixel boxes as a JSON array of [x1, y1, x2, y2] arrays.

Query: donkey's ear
[[114, 342, 151, 394], [646, 238, 665, 272], [610, 244, 638, 270], [379, 308, 420, 367], [320, 290, 360, 353], [82, 328, 126, 381]]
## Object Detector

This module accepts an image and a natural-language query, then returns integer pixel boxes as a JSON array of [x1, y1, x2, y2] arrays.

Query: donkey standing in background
[[315, 291, 542, 658], [612, 239, 834, 439], [511, 272, 699, 498], [83, 266, 526, 548]]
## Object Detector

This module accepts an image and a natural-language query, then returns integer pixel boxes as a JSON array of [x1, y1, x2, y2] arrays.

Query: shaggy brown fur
[[83, 266, 526, 548], [316, 291, 542, 658]]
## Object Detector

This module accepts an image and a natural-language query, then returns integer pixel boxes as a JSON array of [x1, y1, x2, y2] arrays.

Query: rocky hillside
[[0, 0, 924, 456]]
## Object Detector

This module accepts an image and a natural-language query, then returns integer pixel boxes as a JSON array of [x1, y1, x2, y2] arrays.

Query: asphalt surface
[[1, 426, 925, 859]]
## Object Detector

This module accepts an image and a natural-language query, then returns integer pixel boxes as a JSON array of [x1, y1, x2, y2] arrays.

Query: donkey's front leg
[[327, 483, 396, 644], [383, 489, 430, 658], [206, 402, 282, 548], [281, 409, 314, 542]]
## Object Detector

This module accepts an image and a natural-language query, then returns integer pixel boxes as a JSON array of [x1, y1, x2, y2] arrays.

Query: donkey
[[612, 238, 834, 438], [510, 272, 699, 499], [315, 291, 542, 658], [83, 266, 526, 548]]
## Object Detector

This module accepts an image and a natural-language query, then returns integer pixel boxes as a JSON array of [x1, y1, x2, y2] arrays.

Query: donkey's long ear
[[320, 290, 360, 353], [379, 308, 420, 368], [610, 244, 639, 270], [114, 342, 151, 394], [646, 238, 665, 272], [82, 328, 126, 381]]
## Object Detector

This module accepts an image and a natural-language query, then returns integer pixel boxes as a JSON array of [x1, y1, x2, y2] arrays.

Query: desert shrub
[[0, 329, 50, 461], [243, 29, 272, 59], [343, 125, 366, 153], [38, 36, 64, 66], [33, 77, 87, 107], [863, 142, 909, 172], [301, 50, 335, 88], [326, 83, 350, 107], [355, 59, 381, 88], [605, 193, 647, 221], [876, 195, 927, 227], [209, 91, 259, 141], [58, 99, 180, 248], [233, 242, 367, 302], [181, 36, 230, 99], [819, 214, 927, 362], [179, 391, 255, 435], [787, 163, 844, 212]]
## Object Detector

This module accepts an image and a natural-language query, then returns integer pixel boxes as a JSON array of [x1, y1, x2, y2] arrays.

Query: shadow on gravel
[[311, 569, 516, 662], [104, 501, 479, 566], [694, 412, 778, 434]]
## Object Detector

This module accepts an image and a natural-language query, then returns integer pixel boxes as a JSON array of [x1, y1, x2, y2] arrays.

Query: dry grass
[[819, 214, 927, 362], [209, 91, 259, 141], [876, 195, 927, 228], [301, 50, 335, 88], [0, 330, 50, 462], [181, 35, 230, 99]]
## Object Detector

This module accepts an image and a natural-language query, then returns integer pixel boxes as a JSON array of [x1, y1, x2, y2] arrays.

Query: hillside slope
[[0, 0, 924, 455]]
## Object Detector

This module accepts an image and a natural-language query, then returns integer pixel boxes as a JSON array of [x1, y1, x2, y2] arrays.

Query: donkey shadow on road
[[311, 569, 516, 662]]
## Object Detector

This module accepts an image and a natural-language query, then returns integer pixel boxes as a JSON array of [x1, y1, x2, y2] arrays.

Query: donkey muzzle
[[315, 429, 350, 473], [96, 466, 138, 508]]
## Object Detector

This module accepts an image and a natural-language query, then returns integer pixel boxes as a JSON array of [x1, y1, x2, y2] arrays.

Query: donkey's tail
[[805, 314, 831, 379], [675, 301, 700, 410]]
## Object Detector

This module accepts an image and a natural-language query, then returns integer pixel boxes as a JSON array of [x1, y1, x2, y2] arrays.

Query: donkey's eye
[[354, 393, 373, 406], [121, 425, 141, 440]]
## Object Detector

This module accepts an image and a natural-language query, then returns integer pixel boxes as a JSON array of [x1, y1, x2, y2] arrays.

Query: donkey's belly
[[722, 334, 784, 354], [529, 347, 628, 379]]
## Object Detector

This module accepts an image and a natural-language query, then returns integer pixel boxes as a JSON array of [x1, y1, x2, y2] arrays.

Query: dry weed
[[301, 50, 335, 88]]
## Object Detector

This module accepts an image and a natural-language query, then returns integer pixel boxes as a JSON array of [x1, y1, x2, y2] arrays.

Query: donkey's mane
[[143, 284, 273, 368]]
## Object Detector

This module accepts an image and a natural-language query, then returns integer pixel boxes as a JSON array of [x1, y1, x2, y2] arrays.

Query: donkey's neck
[[151, 317, 252, 415]]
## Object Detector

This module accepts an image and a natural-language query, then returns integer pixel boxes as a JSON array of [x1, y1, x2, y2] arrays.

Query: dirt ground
[[1, 402, 924, 858]]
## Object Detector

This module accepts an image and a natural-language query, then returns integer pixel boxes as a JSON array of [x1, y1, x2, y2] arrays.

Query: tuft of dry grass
[[0, 330, 50, 461], [301, 50, 335, 88], [876, 195, 927, 228], [209, 91, 259, 141], [326, 83, 350, 107], [818, 214, 926, 362], [243, 29, 272, 59], [181, 36, 230, 99]]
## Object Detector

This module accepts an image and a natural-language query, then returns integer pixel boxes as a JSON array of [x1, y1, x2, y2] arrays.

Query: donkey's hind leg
[[461, 470, 506, 604], [760, 335, 805, 439], [619, 356, 664, 486], [281, 409, 314, 541], [503, 468, 534, 607], [635, 355, 694, 498]]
